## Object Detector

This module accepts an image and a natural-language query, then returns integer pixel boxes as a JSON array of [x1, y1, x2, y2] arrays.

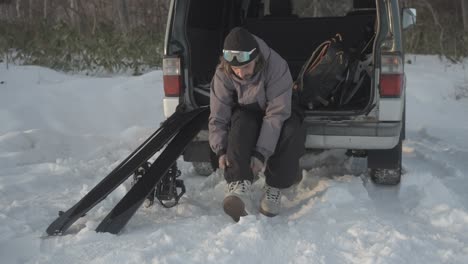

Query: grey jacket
[[209, 36, 293, 161]]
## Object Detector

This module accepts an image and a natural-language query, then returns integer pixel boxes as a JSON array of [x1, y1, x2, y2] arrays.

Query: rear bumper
[[183, 120, 402, 163], [304, 120, 402, 149]]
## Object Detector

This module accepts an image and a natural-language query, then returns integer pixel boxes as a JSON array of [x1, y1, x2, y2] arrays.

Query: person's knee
[[231, 109, 262, 129], [280, 116, 301, 140], [228, 109, 262, 150]]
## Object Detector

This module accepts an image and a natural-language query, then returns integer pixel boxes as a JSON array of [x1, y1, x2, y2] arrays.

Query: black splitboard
[[96, 110, 209, 234], [46, 107, 207, 236]]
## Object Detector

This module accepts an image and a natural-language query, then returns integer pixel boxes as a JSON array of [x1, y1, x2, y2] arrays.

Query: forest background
[[0, 0, 467, 75]]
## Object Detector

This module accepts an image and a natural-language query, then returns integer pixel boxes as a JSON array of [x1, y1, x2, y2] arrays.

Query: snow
[[1, 55, 468, 263]]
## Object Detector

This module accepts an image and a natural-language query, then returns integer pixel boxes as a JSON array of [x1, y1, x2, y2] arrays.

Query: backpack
[[295, 34, 349, 110], [295, 33, 374, 110]]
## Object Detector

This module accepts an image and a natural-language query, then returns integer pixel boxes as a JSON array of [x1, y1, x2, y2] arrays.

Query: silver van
[[161, 0, 416, 185]]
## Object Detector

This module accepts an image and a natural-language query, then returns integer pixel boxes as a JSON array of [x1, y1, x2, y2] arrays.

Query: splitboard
[[96, 110, 209, 234], [46, 107, 208, 236]]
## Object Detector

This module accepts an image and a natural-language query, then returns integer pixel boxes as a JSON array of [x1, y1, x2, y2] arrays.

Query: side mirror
[[402, 8, 417, 29]]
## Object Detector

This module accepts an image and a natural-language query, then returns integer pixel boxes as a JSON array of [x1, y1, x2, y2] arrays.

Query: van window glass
[[262, 0, 355, 18]]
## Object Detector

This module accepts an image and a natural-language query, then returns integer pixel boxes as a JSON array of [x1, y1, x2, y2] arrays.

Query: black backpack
[[295, 33, 375, 110], [295, 34, 349, 110]]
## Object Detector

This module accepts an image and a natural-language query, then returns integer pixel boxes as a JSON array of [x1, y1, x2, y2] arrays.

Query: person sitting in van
[[208, 27, 305, 221]]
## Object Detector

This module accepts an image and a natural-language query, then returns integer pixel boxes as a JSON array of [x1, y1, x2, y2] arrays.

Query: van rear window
[[291, 0, 352, 17], [262, 0, 373, 18]]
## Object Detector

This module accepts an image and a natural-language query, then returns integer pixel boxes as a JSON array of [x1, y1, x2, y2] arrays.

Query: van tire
[[367, 119, 403, 186], [367, 137, 402, 185], [369, 167, 401, 185], [192, 162, 214, 176]]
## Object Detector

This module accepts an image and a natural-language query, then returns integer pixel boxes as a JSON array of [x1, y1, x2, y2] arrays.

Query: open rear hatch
[[184, 0, 377, 114]]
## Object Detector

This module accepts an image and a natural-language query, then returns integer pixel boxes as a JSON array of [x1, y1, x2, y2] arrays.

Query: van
[[161, 0, 416, 185]]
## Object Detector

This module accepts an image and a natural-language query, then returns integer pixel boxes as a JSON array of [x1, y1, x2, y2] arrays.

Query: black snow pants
[[224, 99, 306, 189]]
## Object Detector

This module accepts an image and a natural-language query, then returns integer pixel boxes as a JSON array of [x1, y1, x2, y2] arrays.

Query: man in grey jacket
[[209, 27, 305, 222]]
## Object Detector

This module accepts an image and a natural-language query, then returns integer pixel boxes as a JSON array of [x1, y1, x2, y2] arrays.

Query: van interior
[[185, 0, 377, 112]]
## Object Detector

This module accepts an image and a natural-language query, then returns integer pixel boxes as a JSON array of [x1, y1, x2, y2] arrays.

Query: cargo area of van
[[185, 0, 377, 112]]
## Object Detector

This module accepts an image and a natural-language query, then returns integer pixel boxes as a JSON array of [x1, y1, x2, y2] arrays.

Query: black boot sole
[[223, 196, 248, 222]]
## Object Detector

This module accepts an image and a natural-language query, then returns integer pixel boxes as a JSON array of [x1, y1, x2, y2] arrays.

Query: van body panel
[[305, 135, 399, 149], [163, 98, 179, 118], [378, 97, 404, 121]]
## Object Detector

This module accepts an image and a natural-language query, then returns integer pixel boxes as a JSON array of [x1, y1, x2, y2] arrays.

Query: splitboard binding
[[132, 161, 185, 209]]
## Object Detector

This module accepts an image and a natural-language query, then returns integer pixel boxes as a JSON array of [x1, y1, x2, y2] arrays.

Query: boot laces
[[264, 186, 281, 202], [228, 180, 251, 193]]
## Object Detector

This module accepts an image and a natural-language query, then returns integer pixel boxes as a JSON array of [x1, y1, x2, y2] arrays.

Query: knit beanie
[[223, 27, 259, 66]]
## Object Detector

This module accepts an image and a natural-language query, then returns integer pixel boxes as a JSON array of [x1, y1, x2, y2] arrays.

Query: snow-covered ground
[[0, 55, 467, 264]]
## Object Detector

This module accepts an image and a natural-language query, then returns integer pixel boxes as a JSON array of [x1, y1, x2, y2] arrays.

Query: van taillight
[[163, 57, 182, 97], [380, 55, 403, 97]]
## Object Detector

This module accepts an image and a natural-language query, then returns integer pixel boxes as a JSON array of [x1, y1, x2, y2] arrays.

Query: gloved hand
[[218, 154, 231, 170], [250, 156, 264, 177]]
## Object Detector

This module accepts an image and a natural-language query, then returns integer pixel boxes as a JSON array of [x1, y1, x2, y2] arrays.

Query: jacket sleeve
[[255, 59, 293, 161], [209, 69, 235, 157]]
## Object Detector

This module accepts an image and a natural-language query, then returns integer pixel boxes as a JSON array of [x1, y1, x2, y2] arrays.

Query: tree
[[43, 0, 47, 20], [16, 0, 21, 19], [462, 0, 468, 32], [69, 0, 77, 28], [115, 0, 129, 34]]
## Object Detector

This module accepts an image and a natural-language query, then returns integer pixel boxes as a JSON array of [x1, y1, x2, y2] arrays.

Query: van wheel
[[369, 167, 401, 185], [367, 137, 402, 185], [192, 162, 214, 176]]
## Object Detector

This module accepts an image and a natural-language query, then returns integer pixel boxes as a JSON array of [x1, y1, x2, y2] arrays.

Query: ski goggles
[[222, 48, 257, 63]]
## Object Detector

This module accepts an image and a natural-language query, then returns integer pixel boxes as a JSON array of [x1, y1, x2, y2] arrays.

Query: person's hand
[[218, 154, 231, 170], [250, 156, 264, 176]]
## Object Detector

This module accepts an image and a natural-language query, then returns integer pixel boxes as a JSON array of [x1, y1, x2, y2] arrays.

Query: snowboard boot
[[223, 180, 252, 222], [259, 184, 282, 217]]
